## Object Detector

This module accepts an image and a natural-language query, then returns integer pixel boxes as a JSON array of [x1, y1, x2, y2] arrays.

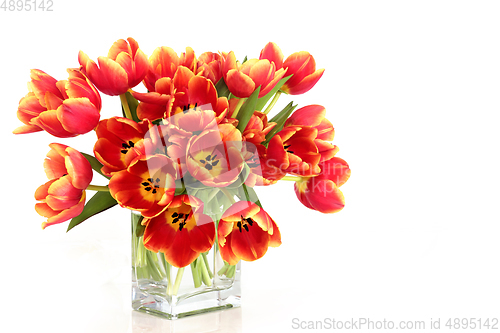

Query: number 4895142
[[1, 0, 54, 11]]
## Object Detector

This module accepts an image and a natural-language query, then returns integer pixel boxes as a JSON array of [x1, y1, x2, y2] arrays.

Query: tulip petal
[[230, 221, 269, 262], [225, 70, 255, 98], [57, 98, 100, 134], [31, 110, 74, 137], [285, 69, 325, 95], [259, 42, 284, 69]]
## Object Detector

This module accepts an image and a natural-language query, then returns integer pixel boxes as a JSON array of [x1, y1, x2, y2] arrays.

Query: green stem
[[263, 91, 282, 115], [191, 261, 202, 288], [220, 188, 236, 205], [146, 251, 163, 281], [217, 262, 230, 276], [120, 93, 133, 120], [170, 267, 185, 296], [230, 98, 247, 118], [199, 256, 212, 286], [201, 252, 213, 279], [280, 175, 303, 182], [226, 265, 236, 279], [87, 184, 109, 191]]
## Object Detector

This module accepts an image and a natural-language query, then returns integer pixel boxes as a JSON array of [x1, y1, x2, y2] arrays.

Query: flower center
[[171, 212, 190, 231], [237, 215, 255, 233], [141, 177, 161, 194], [283, 144, 294, 154], [199, 154, 220, 171], [121, 140, 135, 154]]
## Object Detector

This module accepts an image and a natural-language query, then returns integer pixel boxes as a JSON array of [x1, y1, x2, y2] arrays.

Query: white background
[[1, 1, 500, 332]]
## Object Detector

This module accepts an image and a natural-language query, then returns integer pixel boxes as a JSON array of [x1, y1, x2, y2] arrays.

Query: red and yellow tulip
[[218, 201, 281, 265], [78, 37, 148, 96], [93, 117, 153, 176], [221, 51, 287, 98], [36, 143, 93, 229], [294, 157, 351, 214], [142, 195, 215, 268], [108, 155, 176, 218], [284, 104, 338, 162], [13, 69, 101, 138], [260, 42, 324, 95], [196, 52, 223, 85], [186, 124, 245, 187]]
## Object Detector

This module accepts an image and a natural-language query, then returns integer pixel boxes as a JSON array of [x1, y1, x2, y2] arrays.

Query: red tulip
[[294, 157, 351, 214], [218, 201, 281, 265], [78, 37, 148, 96], [36, 143, 93, 229], [13, 69, 101, 138], [142, 195, 215, 268]]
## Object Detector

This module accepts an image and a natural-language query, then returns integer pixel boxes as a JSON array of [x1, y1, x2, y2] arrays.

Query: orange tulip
[[78, 37, 148, 96], [197, 52, 223, 84], [222, 51, 286, 98], [186, 124, 245, 187], [294, 157, 350, 214], [36, 143, 93, 229], [142, 195, 215, 268], [13, 69, 101, 138], [108, 155, 176, 218], [218, 201, 281, 265], [93, 117, 154, 176], [281, 51, 324, 95], [284, 104, 337, 162], [259, 42, 324, 95]]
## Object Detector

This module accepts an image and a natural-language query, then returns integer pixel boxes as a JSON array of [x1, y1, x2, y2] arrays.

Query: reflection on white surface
[[131, 308, 242, 333]]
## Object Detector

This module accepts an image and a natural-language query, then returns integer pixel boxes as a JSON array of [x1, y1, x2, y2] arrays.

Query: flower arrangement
[[13, 38, 351, 318]]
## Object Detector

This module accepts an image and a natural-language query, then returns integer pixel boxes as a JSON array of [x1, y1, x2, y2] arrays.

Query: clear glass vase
[[131, 212, 241, 319]]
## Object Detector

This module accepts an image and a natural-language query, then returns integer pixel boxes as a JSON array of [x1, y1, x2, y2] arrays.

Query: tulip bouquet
[[13, 38, 350, 318]]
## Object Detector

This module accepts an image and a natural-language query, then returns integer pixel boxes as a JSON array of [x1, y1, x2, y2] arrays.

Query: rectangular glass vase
[[131, 213, 241, 319]]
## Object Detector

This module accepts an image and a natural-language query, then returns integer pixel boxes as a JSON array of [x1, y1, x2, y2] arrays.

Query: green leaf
[[132, 213, 145, 237], [263, 101, 297, 147], [81, 153, 110, 179], [121, 91, 140, 122], [67, 191, 118, 232], [255, 75, 292, 111], [236, 86, 261, 132], [215, 78, 231, 99]]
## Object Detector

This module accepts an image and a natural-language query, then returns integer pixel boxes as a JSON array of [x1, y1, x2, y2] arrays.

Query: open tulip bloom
[[14, 39, 350, 298]]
